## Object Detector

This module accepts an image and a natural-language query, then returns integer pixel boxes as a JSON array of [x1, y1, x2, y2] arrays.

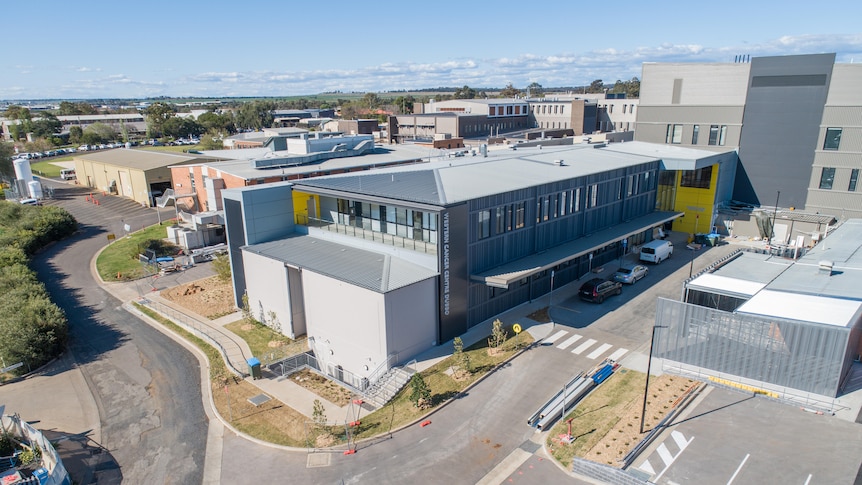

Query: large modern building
[[654, 218, 862, 403], [635, 53, 862, 218], [220, 140, 737, 384]]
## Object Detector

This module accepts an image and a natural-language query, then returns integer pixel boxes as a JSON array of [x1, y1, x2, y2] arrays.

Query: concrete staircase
[[364, 366, 414, 408]]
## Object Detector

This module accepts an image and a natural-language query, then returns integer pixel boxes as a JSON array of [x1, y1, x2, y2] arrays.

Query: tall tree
[[360, 92, 381, 110], [0, 142, 14, 180], [499, 83, 522, 98], [144, 102, 176, 138], [526, 82, 544, 97], [69, 126, 83, 144], [30, 113, 61, 139], [453, 85, 477, 99], [235, 101, 275, 130], [588, 79, 605, 94]]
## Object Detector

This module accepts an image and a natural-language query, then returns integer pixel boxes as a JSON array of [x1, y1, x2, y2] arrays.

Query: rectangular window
[[850, 169, 859, 192], [589, 184, 598, 208], [666, 124, 682, 144], [536, 200, 542, 223], [574, 188, 581, 212], [560, 191, 566, 216], [819, 167, 836, 190], [626, 175, 634, 196], [691, 125, 699, 145], [708, 125, 719, 145], [515, 202, 525, 228], [719, 125, 727, 146], [495, 207, 505, 234], [824, 128, 842, 150], [506, 205, 513, 231], [680, 166, 713, 189], [542, 197, 550, 221], [478, 210, 491, 239]]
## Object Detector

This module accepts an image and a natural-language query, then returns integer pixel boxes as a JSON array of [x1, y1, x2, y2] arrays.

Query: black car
[[579, 278, 623, 303]]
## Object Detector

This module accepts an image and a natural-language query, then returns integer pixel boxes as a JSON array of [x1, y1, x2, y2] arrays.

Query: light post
[[770, 190, 780, 242], [588, 252, 593, 274], [549, 270, 555, 328], [640, 325, 668, 434], [689, 245, 695, 278]]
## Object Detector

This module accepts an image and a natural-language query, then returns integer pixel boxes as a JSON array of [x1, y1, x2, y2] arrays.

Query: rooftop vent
[[818, 260, 834, 275], [555, 160, 566, 166]]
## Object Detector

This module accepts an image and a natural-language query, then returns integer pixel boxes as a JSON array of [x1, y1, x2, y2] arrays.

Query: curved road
[[34, 182, 207, 484]]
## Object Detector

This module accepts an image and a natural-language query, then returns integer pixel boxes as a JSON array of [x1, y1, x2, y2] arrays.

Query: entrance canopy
[[472, 211, 682, 288]]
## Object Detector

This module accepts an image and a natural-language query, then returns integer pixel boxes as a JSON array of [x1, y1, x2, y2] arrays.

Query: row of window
[[665, 124, 727, 146], [538, 121, 569, 129], [489, 105, 529, 117], [463, 121, 523, 134], [598, 104, 635, 115], [819, 167, 860, 191], [598, 121, 632, 132], [336, 199, 439, 244], [533, 104, 566, 115], [478, 202, 526, 239]]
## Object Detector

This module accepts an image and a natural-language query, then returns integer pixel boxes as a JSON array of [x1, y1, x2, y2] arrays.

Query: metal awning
[[471, 211, 682, 288]]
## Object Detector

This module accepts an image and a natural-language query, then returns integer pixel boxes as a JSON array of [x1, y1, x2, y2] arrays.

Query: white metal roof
[[687, 273, 766, 298], [736, 289, 862, 327]]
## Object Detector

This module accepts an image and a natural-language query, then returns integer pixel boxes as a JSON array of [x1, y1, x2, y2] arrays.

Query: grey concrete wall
[[385, 277, 439, 361], [241, 250, 294, 337], [735, 54, 835, 208]]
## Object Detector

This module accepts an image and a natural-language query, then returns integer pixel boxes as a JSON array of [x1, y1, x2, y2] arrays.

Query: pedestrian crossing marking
[[587, 343, 613, 359], [557, 334, 582, 350], [572, 339, 597, 355], [657, 442, 674, 467], [607, 348, 628, 362], [544, 330, 568, 344]]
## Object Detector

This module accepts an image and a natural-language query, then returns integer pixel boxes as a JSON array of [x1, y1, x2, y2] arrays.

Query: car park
[[613, 264, 649, 284], [578, 278, 623, 303]]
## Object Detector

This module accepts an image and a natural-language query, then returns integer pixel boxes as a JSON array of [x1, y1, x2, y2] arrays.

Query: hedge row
[[0, 202, 78, 375]]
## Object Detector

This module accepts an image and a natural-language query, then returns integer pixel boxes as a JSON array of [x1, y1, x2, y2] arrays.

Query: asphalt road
[[33, 182, 207, 484]]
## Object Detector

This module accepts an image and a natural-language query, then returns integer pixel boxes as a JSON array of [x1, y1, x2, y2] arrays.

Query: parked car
[[19, 198, 41, 206], [639, 240, 674, 264], [613, 264, 649, 284], [579, 278, 623, 303]]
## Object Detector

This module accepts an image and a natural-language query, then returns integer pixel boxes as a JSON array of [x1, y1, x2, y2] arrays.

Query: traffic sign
[[512, 323, 522, 334]]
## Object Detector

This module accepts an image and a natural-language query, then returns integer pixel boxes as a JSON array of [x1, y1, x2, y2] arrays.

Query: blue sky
[[3, 0, 862, 100]]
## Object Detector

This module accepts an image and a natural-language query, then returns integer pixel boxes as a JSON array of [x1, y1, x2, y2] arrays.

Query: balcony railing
[[297, 214, 437, 255]]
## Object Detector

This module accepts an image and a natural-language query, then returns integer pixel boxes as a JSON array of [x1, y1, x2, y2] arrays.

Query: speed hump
[[512, 323, 522, 334]]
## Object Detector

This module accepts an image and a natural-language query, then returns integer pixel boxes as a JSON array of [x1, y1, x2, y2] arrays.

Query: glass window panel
[[819, 167, 836, 190], [692, 125, 699, 145], [850, 169, 859, 192], [824, 128, 842, 150]]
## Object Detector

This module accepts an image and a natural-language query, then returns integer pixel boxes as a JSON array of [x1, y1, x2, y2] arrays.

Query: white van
[[60, 169, 76, 180], [640, 239, 674, 264]]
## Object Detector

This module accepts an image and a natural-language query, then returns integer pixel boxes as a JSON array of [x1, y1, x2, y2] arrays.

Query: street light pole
[[640, 325, 668, 434], [770, 190, 781, 242], [549, 270, 555, 328]]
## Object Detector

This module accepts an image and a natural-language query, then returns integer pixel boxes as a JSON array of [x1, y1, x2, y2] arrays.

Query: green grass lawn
[[224, 319, 307, 357], [96, 221, 178, 281], [30, 157, 75, 177]]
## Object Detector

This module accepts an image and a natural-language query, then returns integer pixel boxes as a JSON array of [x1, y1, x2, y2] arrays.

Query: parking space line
[[557, 334, 582, 350], [607, 348, 628, 362], [671, 430, 693, 451], [572, 339, 597, 355], [653, 433, 694, 482], [638, 459, 656, 475], [727, 453, 750, 485], [587, 343, 612, 359], [544, 330, 568, 344]]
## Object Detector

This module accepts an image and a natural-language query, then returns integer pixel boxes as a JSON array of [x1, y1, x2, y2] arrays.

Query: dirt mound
[[161, 276, 237, 319]]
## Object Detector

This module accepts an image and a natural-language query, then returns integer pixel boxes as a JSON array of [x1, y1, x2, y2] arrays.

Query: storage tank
[[27, 181, 43, 199], [13, 158, 33, 182]]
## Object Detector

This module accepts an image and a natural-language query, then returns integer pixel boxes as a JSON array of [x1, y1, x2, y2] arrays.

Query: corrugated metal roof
[[293, 143, 661, 206], [75, 148, 215, 171], [601, 141, 738, 171], [243, 235, 438, 293], [687, 273, 766, 297]]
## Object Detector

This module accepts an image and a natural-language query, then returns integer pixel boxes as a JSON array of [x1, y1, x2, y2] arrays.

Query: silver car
[[613, 264, 648, 284]]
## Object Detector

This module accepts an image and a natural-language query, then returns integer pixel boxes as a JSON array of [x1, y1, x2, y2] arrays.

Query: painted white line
[[557, 334, 582, 350], [474, 448, 532, 485], [607, 348, 628, 362], [671, 430, 693, 451], [587, 343, 613, 360], [804, 474, 812, 485], [727, 453, 750, 485], [638, 459, 655, 475], [572, 338, 597, 355], [544, 330, 568, 344], [654, 436, 695, 482], [656, 443, 674, 467]]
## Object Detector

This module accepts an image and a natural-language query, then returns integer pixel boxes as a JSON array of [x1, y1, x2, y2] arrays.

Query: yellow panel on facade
[[671, 164, 720, 236], [292, 190, 320, 225]]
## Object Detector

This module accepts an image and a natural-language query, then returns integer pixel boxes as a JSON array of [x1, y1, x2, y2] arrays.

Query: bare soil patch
[[527, 307, 551, 323], [291, 368, 353, 407], [160, 275, 236, 319]]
